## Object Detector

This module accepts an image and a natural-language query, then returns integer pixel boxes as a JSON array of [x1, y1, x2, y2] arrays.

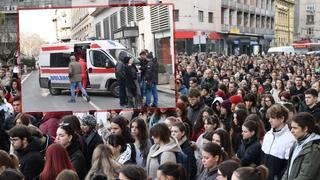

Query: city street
[[22, 70, 176, 112]]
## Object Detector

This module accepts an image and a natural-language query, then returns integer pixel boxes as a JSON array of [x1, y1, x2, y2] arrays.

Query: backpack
[[157, 151, 190, 178]]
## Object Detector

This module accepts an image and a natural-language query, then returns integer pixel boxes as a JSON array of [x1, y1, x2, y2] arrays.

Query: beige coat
[[146, 137, 181, 179], [69, 61, 82, 82]]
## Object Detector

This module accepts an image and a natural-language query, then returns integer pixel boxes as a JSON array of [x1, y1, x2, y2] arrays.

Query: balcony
[[222, 24, 230, 32]]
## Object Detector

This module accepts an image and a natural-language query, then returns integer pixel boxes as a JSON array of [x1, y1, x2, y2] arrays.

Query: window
[[307, 28, 314, 35], [198, 10, 204, 22], [50, 53, 71, 67], [306, 4, 315, 12], [208, 12, 213, 23], [89, 50, 114, 68], [95, 22, 101, 38], [306, 15, 314, 25], [174, 9, 179, 22], [103, 17, 110, 39]]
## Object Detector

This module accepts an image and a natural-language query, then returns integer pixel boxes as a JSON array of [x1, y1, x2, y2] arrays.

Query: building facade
[[274, 0, 294, 46], [294, 0, 320, 42], [53, 9, 72, 41], [72, 0, 158, 6], [162, 0, 221, 55], [70, 8, 95, 40]]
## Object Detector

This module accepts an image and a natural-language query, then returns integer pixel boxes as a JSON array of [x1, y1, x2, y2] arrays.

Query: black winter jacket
[[67, 140, 88, 180], [237, 136, 261, 166]]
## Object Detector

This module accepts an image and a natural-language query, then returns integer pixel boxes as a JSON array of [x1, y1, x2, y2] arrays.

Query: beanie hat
[[220, 100, 232, 112], [229, 95, 243, 105], [212, 96, 223, 105], [215, 90, 225, 99], [81, 115, 97, 127]]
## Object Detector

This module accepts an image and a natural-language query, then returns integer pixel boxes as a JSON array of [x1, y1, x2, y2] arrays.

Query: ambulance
[[38, 40, 139, 97]]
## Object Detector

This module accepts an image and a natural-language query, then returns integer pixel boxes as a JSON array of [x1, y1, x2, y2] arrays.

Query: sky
[[19, 9, 57, 43]]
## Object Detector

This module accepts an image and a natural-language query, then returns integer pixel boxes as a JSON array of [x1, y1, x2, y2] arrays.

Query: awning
[[174, 31, 196, 39], [208, 31, 222, 40]]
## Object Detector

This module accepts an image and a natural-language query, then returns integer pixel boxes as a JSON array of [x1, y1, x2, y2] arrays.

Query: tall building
[[72, 0, 158, 6], [162, 0, 221, 54], [70, 8, 95, 40], [294, 0, 320, 42], [220, 0, 275, 55], [274, 0, 294, 46], [53, 9, 72, 42]]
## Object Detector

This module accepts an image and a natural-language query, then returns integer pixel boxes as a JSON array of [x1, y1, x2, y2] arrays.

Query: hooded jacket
[[16, 138, 44, 180], [306, 102, 320, 124], [282, 133, 320, 180], [146, 136, 182, 179]]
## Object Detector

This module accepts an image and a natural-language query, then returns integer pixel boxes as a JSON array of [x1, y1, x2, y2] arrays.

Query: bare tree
[[20, 32, 46, 58]]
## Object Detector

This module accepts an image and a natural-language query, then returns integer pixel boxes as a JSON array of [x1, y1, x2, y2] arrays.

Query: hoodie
[[146, 136, 182, 179]]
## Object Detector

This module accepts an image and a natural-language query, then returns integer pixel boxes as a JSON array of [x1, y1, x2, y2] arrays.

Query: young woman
[[124, 56, 142, 108], [259, 94, 275, 131], [130, 117, 152, 167], [107, 134, 135, 165], [149, 108, 176, 127], [0, 150, 19, 174], [119, 165, 148, 180], [39, 143, 75, 180], [216, 160, 240, 180], [146, 123, 181, 179], [231, 165, 268, 180], [85, 144, 122, 180], [192, 107, 215, 141], [171, 122, 197, 180], [55, 123, 87, 180], [212, 128, 234, 158], [230, 109, 247, 153], [270, 79, 285, 103], [236, 120, 261, 167], [197, 142, 226, 180], [157, 162, 186, 180], [282, 112, 320, 180], [56, 170, 79, 180]]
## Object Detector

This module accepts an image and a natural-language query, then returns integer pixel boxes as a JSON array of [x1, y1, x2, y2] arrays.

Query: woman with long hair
[[85, 144, 122, 180], [176, 101, 192, 140], [119, 165, 148, 180], [107, 134, 135, 165], [232, 165, 269, 180], [149, 108, 176, 127], [212, 128, 234, 158], [39, 143, 75, 180], [270, 79, 285, 103], [0, 150, 19, 174], [230, 109, 248, 153], [55, 123, 87, 180], [130, 117, 152, 167], [192, 107, 215, 141], [171, 122, 197, 180], [259, 94, 275, 131], [157, 162, 186, 180]]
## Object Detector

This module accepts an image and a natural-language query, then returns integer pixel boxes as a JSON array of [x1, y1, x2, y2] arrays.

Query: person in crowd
[[28, 126, 54, 156], [176, 101, 192, 139], [0, 150, 19, 174], [304, 88, 320, 124], [262, 104, 295, 180], [290, 76, 306, 97], [3, 96, 21, 131], [212, 128, 234, 158], [39, 112, 71, 138], [130, 117, 152, 167], [183, 65, 197, 89], [245, 114, 266, 142], [228, 82, 239, 97], [187, 89, 208, 126], [14, 113, 30, 126], [231, 165, 269, 180], [192, 107, 215, 141], [200, 68, 219, 95], [138, 50, 148, 97], [107, 134, 135, 165], [124, 56, 141, 108], [211, 96, 223, 116], [189, 77, 202, 92], [38, 143, 75, 180], [55, 123, 87, 180], [146, 123, 182, 179], [259, 94, 275, 131], [229, 95, 243, 113], [115, 51, 128, 108], [216, 160, 240, 180], [270, 79, 285, 103], [149, 108, 176, 127], [157, 162, 186, 180], [145, 52, 159, 108], [85, 144, 121, 180], [236, 120, 261, 166], [201, 86, 214, 107], [7, 78, 20, 103], [220, 100, 233, 131], [197, 142, 227, 180], [282, 112, 320, 180], [80, 115, 103, 167], [68, 55, 90, 103], [176, 78, 188, 97], [195, 115, 221, 151], [230, 109, 247, 153], [243, 93, 261, 117], [119, 164, 148, 180], [0, 168, 24, 180], [171, 122, 197, 180], [56, 169, 79, 180], [7, 125, 44, 180], [279, 91, 291, 102]]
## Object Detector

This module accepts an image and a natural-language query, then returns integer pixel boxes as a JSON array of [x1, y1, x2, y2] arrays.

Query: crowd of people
[[0, 53, 320, 180]]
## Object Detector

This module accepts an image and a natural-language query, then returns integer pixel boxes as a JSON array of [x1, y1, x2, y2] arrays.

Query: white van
[[267, 46, 295, 55], [38, 40, 139, 97]]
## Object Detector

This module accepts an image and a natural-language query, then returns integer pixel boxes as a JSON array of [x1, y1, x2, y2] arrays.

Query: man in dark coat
[[8, 125, 44, 180], [145, 52, 159, 107], [290, 76, 306, 97], [182, 65, 197, 89], [138, 50, 148, 97], [304, 88, 320, 125], [200, 69, 219, 95], [187, 88, 207, 126], [115, 52, 128, 108], [80, 115, 103, 167]]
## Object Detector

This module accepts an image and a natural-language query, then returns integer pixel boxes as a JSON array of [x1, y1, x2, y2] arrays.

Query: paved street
[[22, 70, 176, 112]]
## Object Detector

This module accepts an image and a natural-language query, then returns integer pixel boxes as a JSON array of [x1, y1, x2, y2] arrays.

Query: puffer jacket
[[237, 135, 261, 166], [146, 136, 182, 179], [282, 133, 320, 180]]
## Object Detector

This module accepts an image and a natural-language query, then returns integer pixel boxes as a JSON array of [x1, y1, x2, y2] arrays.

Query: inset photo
[[20, 4, 175, 112], [71, 0, 158, 6]]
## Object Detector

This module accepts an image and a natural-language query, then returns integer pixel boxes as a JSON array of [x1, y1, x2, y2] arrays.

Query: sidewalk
[[157, 84, 175, 95]]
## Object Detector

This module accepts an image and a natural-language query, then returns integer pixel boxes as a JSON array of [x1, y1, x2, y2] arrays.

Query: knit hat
[[81, 115, 97, 127], [220, 100, 232, 112], [229, 95, 243, 105], [215, 90, 225, 99]]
